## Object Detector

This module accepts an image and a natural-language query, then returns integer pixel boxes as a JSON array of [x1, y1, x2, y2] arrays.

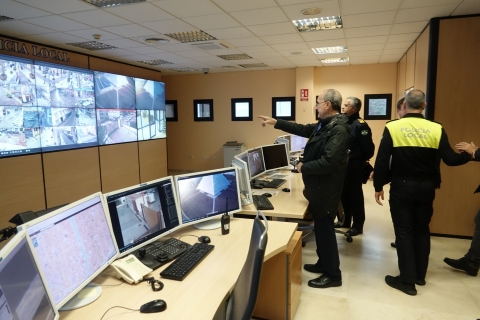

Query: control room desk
[[60, 218, 298, 320], [241, 169, 309, 220]]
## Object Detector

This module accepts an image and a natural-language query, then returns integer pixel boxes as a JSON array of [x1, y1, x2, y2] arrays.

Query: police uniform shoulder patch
[[361, 130, 369, 136], [357, 119, 365, 123]]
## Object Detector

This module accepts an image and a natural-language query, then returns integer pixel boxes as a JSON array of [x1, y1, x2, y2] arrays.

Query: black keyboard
[[252, 195, 274, 210], [264, 178, 286, 189], [135, 238, 190, 270], [160, 243, 214, 281]]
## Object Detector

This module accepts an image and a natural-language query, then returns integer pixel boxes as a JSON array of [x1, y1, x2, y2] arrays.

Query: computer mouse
[[198, 236, 211, 244], [264, 193, 272, 197], [140, 299, 167, 313], [282, 188, 291, 192]]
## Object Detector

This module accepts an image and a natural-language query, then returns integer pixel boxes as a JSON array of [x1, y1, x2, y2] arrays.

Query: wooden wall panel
[[405, 43, 416, 89], [99, 143, 140, 193], [43, 148, 101, 208], [431, 16, 480, 236], [397, 55, 407, 99], [89, 57, 162, 81], [0, 154, 45, 225], [138, 139, 168, 182], [414, 25, 430, 94]]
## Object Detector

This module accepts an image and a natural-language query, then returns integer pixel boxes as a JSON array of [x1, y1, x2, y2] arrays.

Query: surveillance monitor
[[0, 231, 59, 320], [262, 143, 289, 171], [103, 176, 181, 258], [24, 192, 118, 310], [247, 147, 266, 180], [290, 134, 307, 153], [232, 157, 253, 206], [174, 167, 241, 230]]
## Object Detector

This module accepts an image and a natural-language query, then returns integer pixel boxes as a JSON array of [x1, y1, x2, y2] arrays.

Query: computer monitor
[[262, 143, 289, 171], [290, 134, 307, 153], [275, 136, 290, 153], [103, 176, 181, 258], [247, 147, 266, 180], [0, 231, 58, 320], [24, 192, 118, 310], [232, 157, 252, 206], [174, 167, 241, 230]]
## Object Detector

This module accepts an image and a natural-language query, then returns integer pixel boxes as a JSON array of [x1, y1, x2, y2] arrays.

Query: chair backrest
[[225, 211, 268, 320]]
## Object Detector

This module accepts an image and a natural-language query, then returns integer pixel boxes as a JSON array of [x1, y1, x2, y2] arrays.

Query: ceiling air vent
[[190, 40, 232, 51]]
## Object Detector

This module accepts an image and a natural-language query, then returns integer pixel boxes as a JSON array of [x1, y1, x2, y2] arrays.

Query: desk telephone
[[111, 255, 152, 284]]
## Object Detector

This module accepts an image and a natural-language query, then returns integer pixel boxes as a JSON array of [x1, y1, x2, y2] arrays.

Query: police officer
[[374, 89, 471, 295], [337, 97, 375, 236]]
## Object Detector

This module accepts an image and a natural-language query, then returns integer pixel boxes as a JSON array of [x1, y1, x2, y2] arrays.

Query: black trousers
[[465, 207, 480, 269], [340, 159, 366, 229], [313, 214, 341, 279], [389, 178, 436, 284]]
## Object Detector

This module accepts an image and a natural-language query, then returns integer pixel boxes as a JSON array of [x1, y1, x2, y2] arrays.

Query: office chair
[[225, 210, 268, 320]]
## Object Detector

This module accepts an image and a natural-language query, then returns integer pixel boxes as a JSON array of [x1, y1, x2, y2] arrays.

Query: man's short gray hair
[[323, 89, 342, 113], [347, 96, 362, 112], [405, 90, 425, 110], [397, 97, 405, 110]]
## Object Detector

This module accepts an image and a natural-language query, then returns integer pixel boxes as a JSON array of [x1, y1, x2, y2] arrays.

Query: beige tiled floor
[[294, 183, 480, 320]]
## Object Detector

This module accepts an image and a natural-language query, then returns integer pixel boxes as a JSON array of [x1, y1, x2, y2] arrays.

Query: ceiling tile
[[230, 7, 289, 26], [282, 1, 341, 21], [104, 3, 175, 23], [270, 42, 310, 51], [14, 0, 95, 14], [400, 0, 463, 9], [140, 19, 197, 34], [348, 50, 382, 57], [22, 15, 91, 32], [343, 11, 396, 28], [300, 29, 345, 41], [212, 0, 277, 12], [248, 51, 283, 58], [177, 50, 214, 58], [157, 43, 198, 52], [183, 13, 241, 30], [101, 38, 145, 48], [101, 24, 158, 38], [261, 33, 304, 45], [390, 21, 428, 34], [247, 22, 297, 36], [291, 60, 323, 67], [152, 0, 223, 18], [345, 25, 391, 38], [0, 20, 55, 37], [384, 41, 412, 50], [341, 0, 401, 15], [306, 39, 347, 48], [453, 1, 480, 15], [65, 28, 122, 41], [205, 27, 255, 40], [126, 46, 168, 54], [226, 37, 266, 47], [279, 49, 316, 57], [285, 54, 318, 61], [62, 10, 130, 28], [347, 43, 385, 52], [190, 55, 225, 63], [237, 45, 276, 54], [90, 48, 137, 57], [1, 1, 50, 19], [276, 0, 323, 5], [395, 5, 458, 23], [349, 57, 379, 64], [346, 36, 387, 45], [387, 33, 419, 43]]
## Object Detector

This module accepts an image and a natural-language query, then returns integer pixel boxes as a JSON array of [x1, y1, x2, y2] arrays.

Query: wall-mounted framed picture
[[272, 97, 295, 121], [231, 98, 253, 121], [363, 94, 392, 120], [165, 100, 178, 122], [194, 99, 213, 121]]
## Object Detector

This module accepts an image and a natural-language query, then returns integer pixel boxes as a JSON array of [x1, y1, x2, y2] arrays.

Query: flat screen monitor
[[175, 167, 241, 230], [234, 150, 248, 163], [134, 78, 165, 110], [0, 231, 58, 320], [247, 147, 266, 180], [262, 143, 289, 171], [275, 136, 290, 153], [103, 176, 181, 260], [232, 157, 252, 206], [24, 192, 118, 310], [137, 109, 166, 141], [290, 134, 306, 153], [96, 109, 137, 145], [94, 71, 135, 109]]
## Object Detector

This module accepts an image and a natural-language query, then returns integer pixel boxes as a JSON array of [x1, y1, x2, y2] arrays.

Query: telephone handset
[[111, 254, 152, 284]]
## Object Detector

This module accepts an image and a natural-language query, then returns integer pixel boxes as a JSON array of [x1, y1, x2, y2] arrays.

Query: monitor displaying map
[[24, 193, 118, 309]]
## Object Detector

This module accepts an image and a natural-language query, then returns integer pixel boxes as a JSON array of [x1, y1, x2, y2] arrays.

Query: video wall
[[0, 54, 166, 158]]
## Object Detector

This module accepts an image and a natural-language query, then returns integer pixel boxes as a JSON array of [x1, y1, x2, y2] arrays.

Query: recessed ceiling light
[[292, 16, 343, 32], [165, 30, 216, 43], [217, 54, 252, 61], [239, 63, 269, 68], [301, 8, 322, 15], [81, 0, 145, 8], [144, 38, 169, 44], [312, 46, 347, 55], [137, 59, 173, 66], [66, 41, 116, 51], [321, 57, 349, 64]]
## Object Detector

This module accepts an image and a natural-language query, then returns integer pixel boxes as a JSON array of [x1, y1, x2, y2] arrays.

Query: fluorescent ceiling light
[[321, 57, 349, 64], [66, 41, 116, 50], [165, 31, 216, 43], [137, 59, 173, 66], [292, 16, 343, 32], [217, 54, 252, 61], [312, 46, 347, 55], [81, 0, 146, 8]]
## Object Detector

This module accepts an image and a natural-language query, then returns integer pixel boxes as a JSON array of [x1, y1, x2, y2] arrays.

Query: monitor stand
[[59, 282, 102, 311], [194, 219, 221, 230]]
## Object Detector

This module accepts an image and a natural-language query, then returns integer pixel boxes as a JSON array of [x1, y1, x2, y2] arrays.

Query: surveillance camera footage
[[94, 72, 135, 109], [96, 109, 137, 145]]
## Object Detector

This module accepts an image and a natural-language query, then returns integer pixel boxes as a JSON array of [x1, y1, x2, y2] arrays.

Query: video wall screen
[[0, 54, 165, 157]]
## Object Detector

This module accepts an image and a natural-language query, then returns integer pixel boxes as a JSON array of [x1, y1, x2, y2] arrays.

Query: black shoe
[[416, 279, 426, 286], [334, 221, 350, 228], [346, 228, 363, 236], [308, 275, 342, 288], [444, 257, 478, 276], [391, 242, 396, 248], [385, 275, 417, 296], [303, 264, 324, 274]]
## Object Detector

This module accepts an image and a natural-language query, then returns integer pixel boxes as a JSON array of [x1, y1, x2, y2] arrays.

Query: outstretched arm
[[257, 115, 277, 127]]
